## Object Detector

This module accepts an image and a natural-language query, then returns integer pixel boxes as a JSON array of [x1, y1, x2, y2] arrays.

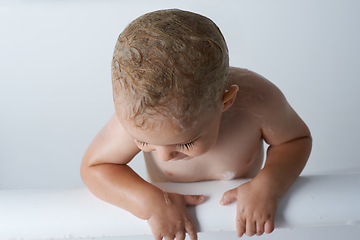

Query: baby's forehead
[[140, 114, 199, 134], [116, 92, 202, 125], [122, 115, 201, 144]]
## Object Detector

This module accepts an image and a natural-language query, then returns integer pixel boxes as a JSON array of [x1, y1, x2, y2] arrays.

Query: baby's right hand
[[147, 192, 205, 240]]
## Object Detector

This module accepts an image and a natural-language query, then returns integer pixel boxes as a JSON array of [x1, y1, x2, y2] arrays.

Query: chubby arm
[[80, 113, 162, 219], [221, 74, 312, 237], [256, 79, 312, 198], [248, 78, 312, 233], [81, 113, 204, 240]]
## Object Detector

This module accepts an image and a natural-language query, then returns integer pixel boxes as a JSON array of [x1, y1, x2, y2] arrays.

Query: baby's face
[[121, 109, 223, 161]]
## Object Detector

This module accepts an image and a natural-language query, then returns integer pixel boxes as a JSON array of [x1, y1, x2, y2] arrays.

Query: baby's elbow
[[298, 133, 312, 151], [297, 125, 313, 151], [307, 135, 313, 154], [80, 156, 89, 185], [301, 135, 313, 163], [303, 128, 313, 148], [80, 153, 96, 186]]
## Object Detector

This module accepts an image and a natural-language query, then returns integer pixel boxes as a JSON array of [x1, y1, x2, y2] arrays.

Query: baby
[[81, 9, 312, 240]]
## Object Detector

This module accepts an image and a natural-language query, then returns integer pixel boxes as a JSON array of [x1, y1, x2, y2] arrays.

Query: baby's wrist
[[249, 172, 282, 198], [142, 188, 169, 220]]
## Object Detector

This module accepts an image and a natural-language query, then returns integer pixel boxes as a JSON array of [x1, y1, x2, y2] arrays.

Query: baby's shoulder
[[231, 67, 276, 99], [229, 67, 286, 116]]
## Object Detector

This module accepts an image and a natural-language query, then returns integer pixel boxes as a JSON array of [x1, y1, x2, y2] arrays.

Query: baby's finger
[[183, 194, 205, 206], [175, 231, 186, 240], [236, 217, 246, 237], [185, 219, 198, 240], [220, 188, 237, 206], [256, 220, 265, 236], [264, 219, 275, 234], [153, 233, 163, 240], [245, 219, 256, 236]]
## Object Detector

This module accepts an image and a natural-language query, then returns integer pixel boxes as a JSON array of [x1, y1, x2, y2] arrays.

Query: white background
[[1, 0, 359, 189]]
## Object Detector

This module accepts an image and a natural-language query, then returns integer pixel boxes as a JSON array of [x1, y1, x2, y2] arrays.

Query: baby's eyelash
[[136, 140, 195, 151], [177, 141, 195, 151], [137, 141, 148, 147]]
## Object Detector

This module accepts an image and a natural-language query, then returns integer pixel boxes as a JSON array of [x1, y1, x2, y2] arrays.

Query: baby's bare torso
[[145, 67, 268, 182]]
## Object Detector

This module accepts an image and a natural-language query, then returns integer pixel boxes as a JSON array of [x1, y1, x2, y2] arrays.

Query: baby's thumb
[[220, 189, 238, 206], [183, 194, 206, 206]]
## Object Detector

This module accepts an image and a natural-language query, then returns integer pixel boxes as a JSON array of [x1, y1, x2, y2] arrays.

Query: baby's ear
[[221, 85, 239, 112]]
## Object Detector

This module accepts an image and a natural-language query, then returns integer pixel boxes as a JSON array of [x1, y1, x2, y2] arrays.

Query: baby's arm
[[220, 75, 312, 237], [81, 113, 204, 240]]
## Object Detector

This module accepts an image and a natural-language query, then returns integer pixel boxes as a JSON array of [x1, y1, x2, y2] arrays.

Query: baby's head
[[112, 9, 229, 130]]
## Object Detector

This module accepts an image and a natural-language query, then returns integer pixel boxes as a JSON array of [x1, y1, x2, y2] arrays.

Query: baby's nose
[[156, 147, 177, 162]]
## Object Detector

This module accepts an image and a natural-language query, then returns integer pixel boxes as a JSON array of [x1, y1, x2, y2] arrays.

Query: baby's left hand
[[220, 181, 278, 237]]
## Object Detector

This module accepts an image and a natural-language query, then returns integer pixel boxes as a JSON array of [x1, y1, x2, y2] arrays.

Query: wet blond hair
[[112, 9, 229, 128]]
